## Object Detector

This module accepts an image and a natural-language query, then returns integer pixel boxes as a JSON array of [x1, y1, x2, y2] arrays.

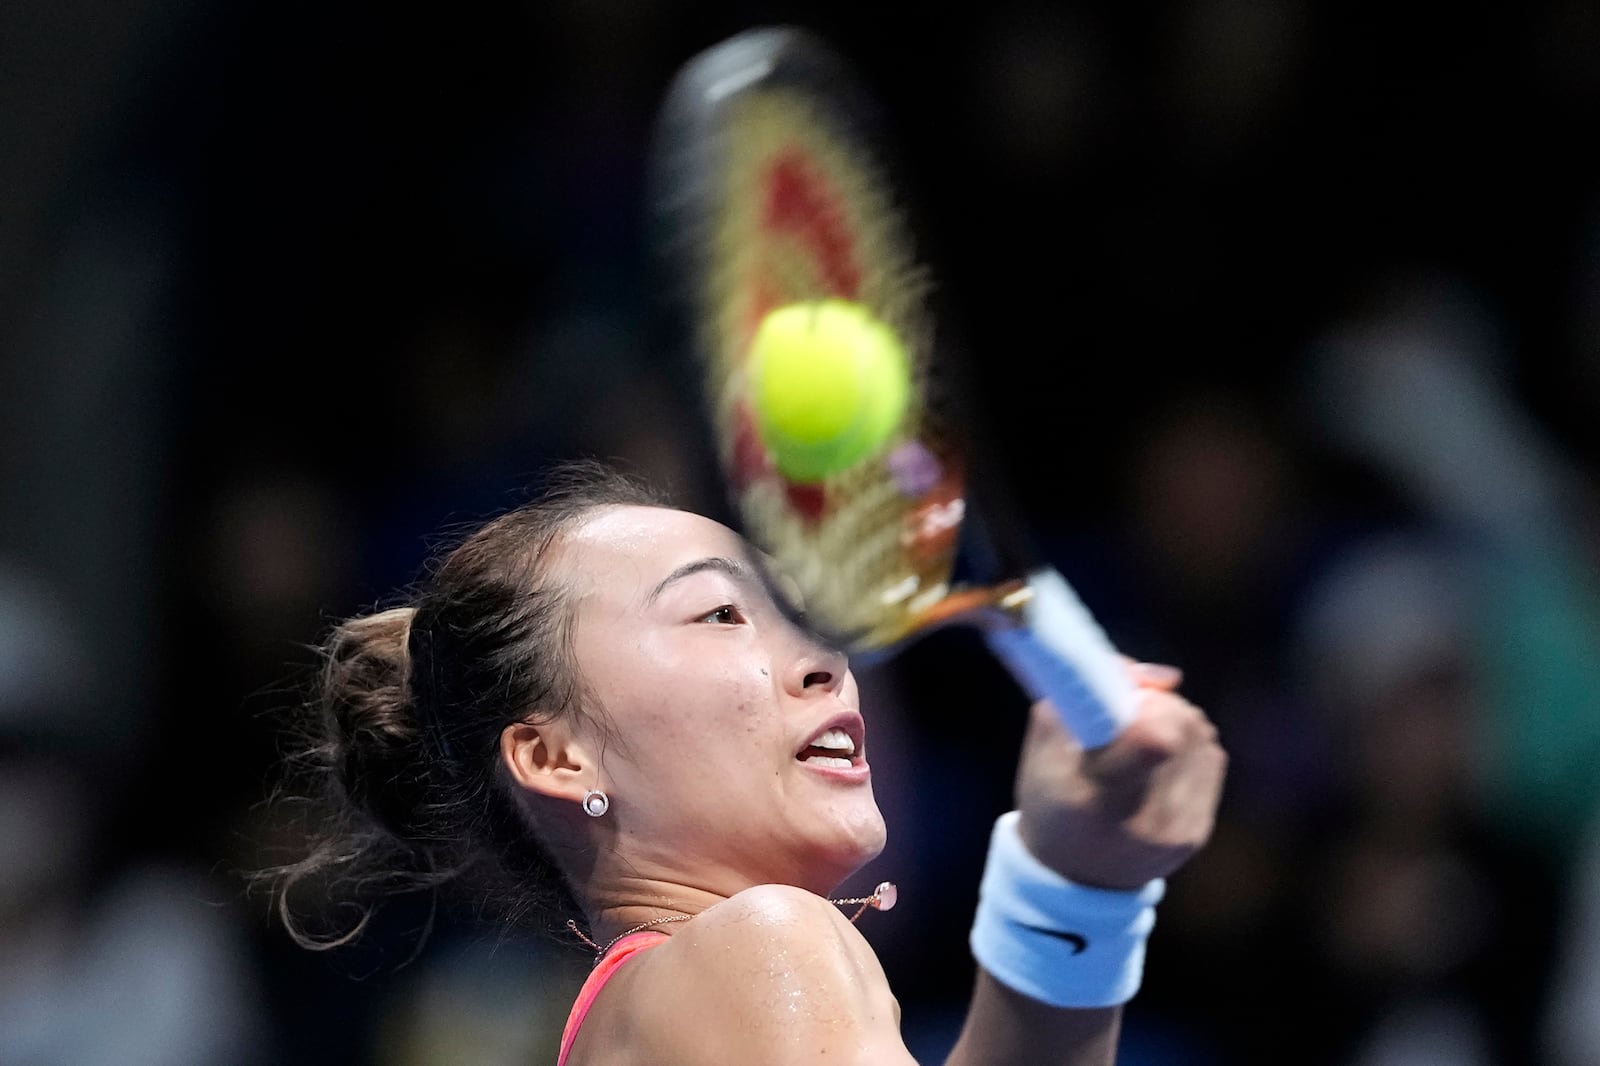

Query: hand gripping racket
[[647, 26, 1136, 748]]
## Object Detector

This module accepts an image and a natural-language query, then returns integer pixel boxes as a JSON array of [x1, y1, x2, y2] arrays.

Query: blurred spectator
[[1545, 813, 1600, 1065], [0, 574, 271, 1066], [1304, 271, 1600, 869], [1290, 532, 1562, 1066]]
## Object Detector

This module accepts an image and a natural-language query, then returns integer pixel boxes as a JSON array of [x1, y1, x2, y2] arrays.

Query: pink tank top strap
[[556, 932, 671, 1066]]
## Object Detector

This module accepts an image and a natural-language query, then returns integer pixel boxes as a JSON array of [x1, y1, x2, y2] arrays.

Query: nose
[[784, 630, 849, 697]]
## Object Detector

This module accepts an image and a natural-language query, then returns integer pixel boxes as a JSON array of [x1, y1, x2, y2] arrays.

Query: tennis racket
[[646, 26, 1136, 748]]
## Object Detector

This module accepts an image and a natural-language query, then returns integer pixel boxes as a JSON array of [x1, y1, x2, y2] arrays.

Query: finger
[[1088, 689, 1210, 779], [1146, 739, 1229, 847], [1026, 698, 1082, 752], [1126, 660, 1183, 691]]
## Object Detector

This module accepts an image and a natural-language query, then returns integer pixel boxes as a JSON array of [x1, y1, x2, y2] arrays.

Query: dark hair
[[253, 459, 666, 950]]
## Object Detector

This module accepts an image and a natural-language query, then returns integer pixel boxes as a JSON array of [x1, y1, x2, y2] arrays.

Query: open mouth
[[796, 727, 857, 768]]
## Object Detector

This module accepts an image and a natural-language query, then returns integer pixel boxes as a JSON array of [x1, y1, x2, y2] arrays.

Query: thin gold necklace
[[567, 913, 695, 961], [569, 881, 897, 963]]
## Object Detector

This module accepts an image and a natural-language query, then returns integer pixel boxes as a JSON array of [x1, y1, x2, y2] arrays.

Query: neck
[[576, 850, 854, 947], [550, 816, 866, 945], [583, 874, 733, 948]]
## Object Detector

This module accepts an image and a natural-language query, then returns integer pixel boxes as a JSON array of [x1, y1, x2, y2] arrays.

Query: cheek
[[586, 633, 781, 762]]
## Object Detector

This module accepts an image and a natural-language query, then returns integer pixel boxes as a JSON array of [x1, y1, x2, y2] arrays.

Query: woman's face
[[560, 505, 886, 896]]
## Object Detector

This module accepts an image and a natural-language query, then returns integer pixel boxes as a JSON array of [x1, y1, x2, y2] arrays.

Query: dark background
[[5, 1, 1600, 1063]]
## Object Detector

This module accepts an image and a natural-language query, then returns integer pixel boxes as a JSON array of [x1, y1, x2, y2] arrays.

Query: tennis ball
[[747, 299, 911, 483]]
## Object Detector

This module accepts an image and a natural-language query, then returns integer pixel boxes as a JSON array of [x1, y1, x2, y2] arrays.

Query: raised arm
[[946, 665, 1227, 1066]]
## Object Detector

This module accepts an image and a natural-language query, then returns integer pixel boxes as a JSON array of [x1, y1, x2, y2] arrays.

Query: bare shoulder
[[625, 885, 915, 1064], [686, 882, 868, 954], [662, 883, 885, 1002]]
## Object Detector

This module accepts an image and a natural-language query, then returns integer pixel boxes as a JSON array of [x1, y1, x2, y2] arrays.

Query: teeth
[[807, 756, 853, 769], [814, 728, 855, 754]]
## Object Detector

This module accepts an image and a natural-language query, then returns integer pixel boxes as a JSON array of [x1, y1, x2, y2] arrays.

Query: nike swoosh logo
[[1012, 923, 1089, 954]]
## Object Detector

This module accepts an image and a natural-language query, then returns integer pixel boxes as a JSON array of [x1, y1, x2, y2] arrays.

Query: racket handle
[[982, 567, 1137, 749]]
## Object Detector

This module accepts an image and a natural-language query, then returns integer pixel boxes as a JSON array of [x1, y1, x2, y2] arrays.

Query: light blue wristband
[[969, 811, 1165, 1008]]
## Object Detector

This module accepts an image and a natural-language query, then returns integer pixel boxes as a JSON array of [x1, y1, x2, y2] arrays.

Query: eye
[[699, 604, 744, 625]]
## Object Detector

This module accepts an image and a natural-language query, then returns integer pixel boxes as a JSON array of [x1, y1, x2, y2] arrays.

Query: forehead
[[560, 505, 751, 599]]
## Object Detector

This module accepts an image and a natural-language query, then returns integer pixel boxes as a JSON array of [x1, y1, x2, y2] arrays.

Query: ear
[[500, 720, 596, 804]]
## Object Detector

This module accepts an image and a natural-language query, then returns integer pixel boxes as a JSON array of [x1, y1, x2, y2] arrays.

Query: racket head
[[648, 26, 1031, 657]]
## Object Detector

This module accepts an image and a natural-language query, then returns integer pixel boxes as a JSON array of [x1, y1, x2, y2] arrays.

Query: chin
[[855, 809, 889, 862], [811, 803, 888, 888]]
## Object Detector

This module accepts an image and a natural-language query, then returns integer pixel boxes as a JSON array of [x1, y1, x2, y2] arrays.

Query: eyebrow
[[645, 555, 754, 605]]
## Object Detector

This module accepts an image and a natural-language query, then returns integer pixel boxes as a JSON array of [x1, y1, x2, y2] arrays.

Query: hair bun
[[321, 606, 427, 833]]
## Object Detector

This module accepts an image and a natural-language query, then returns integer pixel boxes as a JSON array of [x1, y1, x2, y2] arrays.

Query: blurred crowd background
[[5, 0, 1600, 1063]]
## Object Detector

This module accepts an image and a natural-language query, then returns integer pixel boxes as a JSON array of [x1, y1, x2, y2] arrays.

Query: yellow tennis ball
[[747, 299, 911, 483]]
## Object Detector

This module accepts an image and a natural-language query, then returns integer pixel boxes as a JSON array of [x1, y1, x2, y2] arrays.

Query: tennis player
[[263, 461, 1226, 1064]]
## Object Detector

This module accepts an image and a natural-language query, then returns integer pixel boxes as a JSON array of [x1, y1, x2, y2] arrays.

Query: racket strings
[[686, 77, 973, 653]]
